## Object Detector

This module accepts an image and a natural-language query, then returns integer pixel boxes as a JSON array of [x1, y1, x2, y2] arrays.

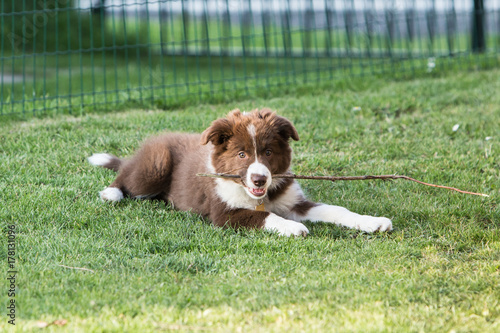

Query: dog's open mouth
[[246, 186, 267, 198]]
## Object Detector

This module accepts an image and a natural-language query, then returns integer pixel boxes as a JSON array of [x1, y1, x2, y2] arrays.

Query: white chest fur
[[213, 177, 305, 218]]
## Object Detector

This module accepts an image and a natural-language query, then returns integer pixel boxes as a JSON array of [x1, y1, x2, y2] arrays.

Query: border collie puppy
[[88, 108, 392, 236]]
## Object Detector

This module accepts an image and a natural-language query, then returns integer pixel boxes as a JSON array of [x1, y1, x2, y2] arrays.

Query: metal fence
[[1, 0, 499, 117]]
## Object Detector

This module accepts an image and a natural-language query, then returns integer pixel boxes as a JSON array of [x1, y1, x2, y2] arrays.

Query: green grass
[[0, 68, 499, 332]]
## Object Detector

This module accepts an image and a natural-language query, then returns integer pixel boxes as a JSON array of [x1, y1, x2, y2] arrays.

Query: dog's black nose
[[251, 174, 267, 187]]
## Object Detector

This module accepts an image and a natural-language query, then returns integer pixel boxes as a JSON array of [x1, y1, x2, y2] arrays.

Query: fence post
[[446, 0, 457, 55], [324, 0, 334, 57], [240, 0, 251, 57], [472, 0, 486, 53], [385, 9, 395, 57], [303, 0, 314, 56], [261, 2, 270, 56], [222, 0, 231, 55], [405, 4, 415, 58], [159, 7, 167, 55], [426, 0, 436, 55], [344, 0, 354, 56], [181, 0, 189, 55], [281, 0, 292, 57], [201, 2, 210, 55], [364, 0, 374, 58]]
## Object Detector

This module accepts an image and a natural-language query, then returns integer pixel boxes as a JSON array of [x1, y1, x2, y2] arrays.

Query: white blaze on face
[[247, 124, 257, 152], [245, 123, 272, 199]]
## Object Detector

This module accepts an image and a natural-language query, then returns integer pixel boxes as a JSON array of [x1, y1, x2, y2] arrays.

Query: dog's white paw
[[263, 214, 309, 237], [99, 187, 124, 202], [355, 216, 392, 233]]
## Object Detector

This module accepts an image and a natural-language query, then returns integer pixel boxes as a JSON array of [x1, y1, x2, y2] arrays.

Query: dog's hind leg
[[88, 153, 125, 202], [97, 138, 174, 202]]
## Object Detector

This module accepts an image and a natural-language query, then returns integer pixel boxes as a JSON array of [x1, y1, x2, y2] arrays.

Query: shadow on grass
[[97, 196, 397, 247], [303, 221, 397, 240]]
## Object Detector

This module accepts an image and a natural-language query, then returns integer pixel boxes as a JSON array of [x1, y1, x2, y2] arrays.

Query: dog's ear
[[200, 118, 233, 146], [275, 115, 299, 142]]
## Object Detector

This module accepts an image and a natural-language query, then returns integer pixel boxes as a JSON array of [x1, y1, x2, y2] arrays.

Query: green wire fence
[[1, 0, 499, 117]]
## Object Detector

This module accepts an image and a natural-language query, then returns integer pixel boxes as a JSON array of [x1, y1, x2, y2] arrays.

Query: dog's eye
[[238, 151, 246, 158], [265, 149, 272, 156]]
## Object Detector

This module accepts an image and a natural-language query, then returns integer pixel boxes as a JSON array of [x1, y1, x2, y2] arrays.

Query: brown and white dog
[[88, 108, 392, 236]]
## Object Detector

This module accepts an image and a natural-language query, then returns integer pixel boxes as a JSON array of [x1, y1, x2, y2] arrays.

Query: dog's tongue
[[250, 188, 266, 197]]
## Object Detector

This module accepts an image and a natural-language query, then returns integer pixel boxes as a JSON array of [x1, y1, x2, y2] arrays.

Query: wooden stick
[[196, 173, 489, 197]]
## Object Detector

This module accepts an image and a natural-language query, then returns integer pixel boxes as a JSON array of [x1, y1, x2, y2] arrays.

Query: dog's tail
[[87, 153, 122, 172]]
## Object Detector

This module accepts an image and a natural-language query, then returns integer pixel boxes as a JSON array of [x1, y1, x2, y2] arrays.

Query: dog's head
[[201, 108, 299, 199]]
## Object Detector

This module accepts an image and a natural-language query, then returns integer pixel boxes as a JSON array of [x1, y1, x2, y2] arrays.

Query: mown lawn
[[0, 68, 499, 332]]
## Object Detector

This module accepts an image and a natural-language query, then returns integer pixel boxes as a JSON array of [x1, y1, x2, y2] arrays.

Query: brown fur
[[92, 108, 394, 235], [94, 108, 309, 231], [200, 108, 298, 188]]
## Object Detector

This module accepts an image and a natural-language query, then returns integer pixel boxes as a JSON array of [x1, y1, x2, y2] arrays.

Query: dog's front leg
[[263, 213, 309, 237], [212, 209, 309, 237], [292, 202, 392, 233]]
